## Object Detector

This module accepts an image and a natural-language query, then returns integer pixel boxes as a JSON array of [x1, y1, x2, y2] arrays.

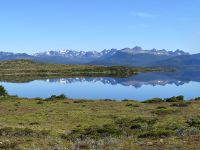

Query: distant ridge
[[0, 46, 199, 70]]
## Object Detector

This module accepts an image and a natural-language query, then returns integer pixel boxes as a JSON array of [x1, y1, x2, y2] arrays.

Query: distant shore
[[0, 59, 164, 82]]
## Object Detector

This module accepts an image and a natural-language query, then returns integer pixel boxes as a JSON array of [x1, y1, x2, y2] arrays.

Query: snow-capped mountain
[[0, 46, 196, 69], [119, 46, 189, 56], [34, 47, 189, 58], [34, 49, 118, 58]]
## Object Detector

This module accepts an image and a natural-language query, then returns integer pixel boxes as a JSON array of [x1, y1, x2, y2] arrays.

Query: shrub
[[184, 127, 200, 136], [165, 122, 183, 130], [194, 97, 200, 101], [176, 127, 200, 137], [0, 85, 8, 96], [0, 140, 18, 149], [61, 124, 122, 140], [142, 98, 164, 103], [73, 100, 84, 103], [14, 102, 20, 107], [130, 123, 142, 130], [103, 99, 116, 102], [0, 127, 50, 137], [176, 95, 184, 101], [187, 116, 200, 128], [45, 94, 67, 100], [138, 129, 175, 138], [36, 101, 44, 104], [0, 127, 13, 136], [152, 107, 178, 115], [122, 99, 135, 102], [115, 117, 157, 131], [29, 122, 40, 125], [170, 101, 191, 107], [125, 103, 140, 107], [157, 106, 167, 109], [165, 95, 184, 102]]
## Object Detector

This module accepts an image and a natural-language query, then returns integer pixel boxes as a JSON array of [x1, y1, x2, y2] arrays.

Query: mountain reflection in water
[[0, 71, 200, 100], [45, 71, 200, 88]]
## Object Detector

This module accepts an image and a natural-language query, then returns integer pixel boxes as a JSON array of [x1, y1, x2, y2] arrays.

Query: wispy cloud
[[130, 11, 159, 18]]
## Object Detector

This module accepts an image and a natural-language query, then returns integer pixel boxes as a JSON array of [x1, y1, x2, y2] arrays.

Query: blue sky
[[0, 0, 199, 53]]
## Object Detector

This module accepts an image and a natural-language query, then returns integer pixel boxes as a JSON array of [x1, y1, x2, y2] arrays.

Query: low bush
[[0, 140, 18, 149], [0, 127, 35, 137], [0, 85, 8, 97], [61, 124, 122, 140], [152, 107, 178, 115], [194, 97, 200, 101], [187, 116, 200, 128], [73, 100, 85, 103], [115, 117, 157, 132], [29, 122, 40, 125], [130, 123, 143, 130], [170, 101, 191, 107], [176, 127, 200, 137], [165, 95, 184, 102], [165, 122, 183, 131], [0, 127, 49, 137], [36, 101, 44, 104], [142, 98, 164, 103], [103, 99, 116, 102], [45, 94, 67, 100], [125, 103, 140, 107], [138, 129, 175, 138], [122, 99, 136, 102]]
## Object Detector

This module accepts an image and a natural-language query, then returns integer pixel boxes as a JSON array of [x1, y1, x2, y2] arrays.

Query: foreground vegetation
[[0, 59, 161, 82], [0, 86, 200, 149]]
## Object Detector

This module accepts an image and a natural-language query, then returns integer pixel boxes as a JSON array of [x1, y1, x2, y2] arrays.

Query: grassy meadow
[[0, 94, 200, 149]]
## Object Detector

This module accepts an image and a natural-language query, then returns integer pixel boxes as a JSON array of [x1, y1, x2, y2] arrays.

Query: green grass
[[0, 95, 200, 149], [0, 59, 161, 82]]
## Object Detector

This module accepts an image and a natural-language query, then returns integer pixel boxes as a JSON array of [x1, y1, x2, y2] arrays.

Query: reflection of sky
[[0, 80, 199, 101]]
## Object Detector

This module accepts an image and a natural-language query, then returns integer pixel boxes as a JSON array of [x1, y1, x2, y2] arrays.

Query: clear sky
[[0, 0, 199, 54]]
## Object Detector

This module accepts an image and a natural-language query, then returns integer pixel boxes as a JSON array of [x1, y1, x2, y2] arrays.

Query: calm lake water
[[0, 71, 200, 101]]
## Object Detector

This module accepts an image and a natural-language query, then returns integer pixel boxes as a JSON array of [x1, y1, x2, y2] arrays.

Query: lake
[[0, 71, 200, 101]]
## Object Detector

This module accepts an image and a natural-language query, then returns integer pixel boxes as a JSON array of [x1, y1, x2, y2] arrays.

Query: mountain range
[[0, 46, 199, 70]]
